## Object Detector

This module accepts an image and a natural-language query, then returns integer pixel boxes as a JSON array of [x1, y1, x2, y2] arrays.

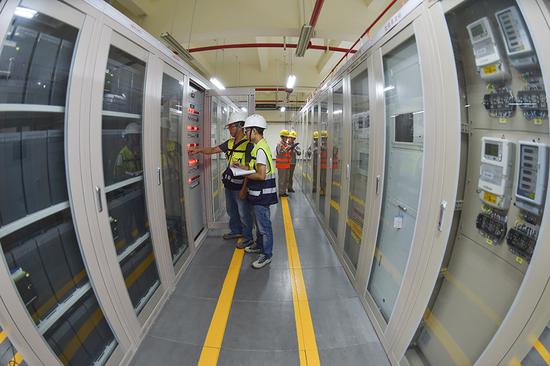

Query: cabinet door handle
[[95, 186, 103, 212], [376, 175, 381, 195], [438, 201, 448, 232], [346, 164, 350, 180], [157, 167, 162, 186], [398, 204, 407, 212]]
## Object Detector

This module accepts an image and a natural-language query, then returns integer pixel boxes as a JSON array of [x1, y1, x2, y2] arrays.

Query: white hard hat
[[123, 122, 141, 137], [226, 111, 248, 126], [244, 114, 267, 129]]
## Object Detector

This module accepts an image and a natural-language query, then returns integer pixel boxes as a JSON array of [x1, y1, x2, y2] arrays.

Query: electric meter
[[478, 137, 515, 209], [467, 17, 510, 81], [495, 6, 538, 70], [515, 141, 549, 215]]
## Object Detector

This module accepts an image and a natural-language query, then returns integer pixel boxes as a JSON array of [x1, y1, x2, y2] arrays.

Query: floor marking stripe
[[198, 244, 244, 366], [534, 340, 550, 364], [423, 309, 471, 366], [282, 197, 321, 366]]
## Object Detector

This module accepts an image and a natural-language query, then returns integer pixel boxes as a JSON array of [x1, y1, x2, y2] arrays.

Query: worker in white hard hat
[[287, 130, 301, 192], [233, 114, 277, 269], [189, 111, 254, 247], [113, 122, 143, 179]]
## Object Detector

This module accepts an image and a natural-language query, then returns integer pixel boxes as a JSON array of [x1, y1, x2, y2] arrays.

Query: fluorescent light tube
[[241, 107, 247, 112], [280, 106, 286, 112], [160, 32, 194, 62], [286, 74, 296, 89], [14, 7, 37, 19], [210, 77, 225, 90], [383, 85, 395, 92], [296, 24, 314, 57]]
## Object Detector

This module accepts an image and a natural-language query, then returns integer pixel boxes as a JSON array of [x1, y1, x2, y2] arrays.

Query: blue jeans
[[252, 204, 273, 258], [225, 189, 253, 242]]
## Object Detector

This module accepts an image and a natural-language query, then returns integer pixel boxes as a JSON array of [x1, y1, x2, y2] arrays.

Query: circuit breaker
[[515, 142, 549, 215]]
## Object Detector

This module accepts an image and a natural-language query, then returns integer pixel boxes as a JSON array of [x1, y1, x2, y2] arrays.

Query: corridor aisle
[[131, 184, 390, 365]]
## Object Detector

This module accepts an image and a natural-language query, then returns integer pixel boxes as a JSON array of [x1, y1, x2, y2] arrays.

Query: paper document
[[230, 167, 255, 176]]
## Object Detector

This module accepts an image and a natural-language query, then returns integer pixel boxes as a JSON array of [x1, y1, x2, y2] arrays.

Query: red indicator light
[[188, 175, 200, 184], [187, 125, 200, 131], [188, 159, 199, 167], [187, 107, 200, 115]]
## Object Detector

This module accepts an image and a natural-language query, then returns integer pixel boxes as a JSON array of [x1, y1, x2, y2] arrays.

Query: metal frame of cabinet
[[0, 0, 221, 365], [298, 0, 550, 364]]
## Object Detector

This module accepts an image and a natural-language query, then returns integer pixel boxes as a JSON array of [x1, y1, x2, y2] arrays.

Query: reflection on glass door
[[344, 65, 370, 270], [311, 106, 320, 197], [318, 97, 329, 213], [405, 1, 549, 364], [210, 98, 221, 219], [328, 82, 344, 237], [0, 6, 116, 365], [367, 37, 424, 321], [160, 72, 188, 264], [101, 45, 160, 314], [304, 108, 312, 196]]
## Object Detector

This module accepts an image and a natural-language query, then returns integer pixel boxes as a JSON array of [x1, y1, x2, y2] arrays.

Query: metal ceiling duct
[[160, 32, 194, 63], [295, 24, 313, 57]]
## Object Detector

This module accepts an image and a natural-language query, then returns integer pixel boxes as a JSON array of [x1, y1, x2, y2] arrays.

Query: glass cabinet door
[[328, 81, 344, 238], [210, 97, 221, 220], [318, 96, 329, 214], [367, 36, 425, 321], [344, 64, 370, 271], [0, 4, 117, 365], [160, 69, 188, 265], [312, 105, 320, 199], [405, 1, 549, 365], [101, 42, 160, 314], [304, 108, 312, 197]]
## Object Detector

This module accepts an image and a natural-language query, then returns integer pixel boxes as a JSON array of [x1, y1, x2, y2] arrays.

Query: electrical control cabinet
[[478, 137, 515, 209], [187, 82, 205, 240]]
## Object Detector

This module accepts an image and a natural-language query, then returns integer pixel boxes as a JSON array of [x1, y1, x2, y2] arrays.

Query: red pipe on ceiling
[[188, 42, 356, 54], [256, 100, 306, 103], [309, 0, 325, 28]]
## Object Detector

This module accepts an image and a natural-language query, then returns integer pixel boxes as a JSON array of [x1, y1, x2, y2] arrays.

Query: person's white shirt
[[256, 148, 267, 166]]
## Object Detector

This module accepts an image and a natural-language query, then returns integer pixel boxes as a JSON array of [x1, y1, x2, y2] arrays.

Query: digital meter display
[[471, 24, 485, 38], [485, 142, 500, 158]]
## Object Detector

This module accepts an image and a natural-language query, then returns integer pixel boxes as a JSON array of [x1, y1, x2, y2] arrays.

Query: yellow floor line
[[281, 197, 321, 366], [534, 340, 550, 364], [423, 309, 470, 365], [0, 331, 6, 344], [198, 244, 244, 366]]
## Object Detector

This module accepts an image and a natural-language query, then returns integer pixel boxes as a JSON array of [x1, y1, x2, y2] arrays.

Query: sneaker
[[244, 242, 262, 253], [288, 188, 295, 193], [236, 239, 253, 249], [223, 232, 242, 240], [252, 254, 272, 269]]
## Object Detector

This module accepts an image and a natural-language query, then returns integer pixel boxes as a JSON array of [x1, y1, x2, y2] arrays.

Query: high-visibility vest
[[332, 149, 339, 170], [222, 137, 251, 190], [114, 145, 141, 177], [320, 148, 328, 169], [247, 139, 278, 206], [276, 142, 291, 169]]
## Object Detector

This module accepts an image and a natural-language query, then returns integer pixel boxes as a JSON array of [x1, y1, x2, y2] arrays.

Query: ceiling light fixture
[[160, 32, 194, 63], [280, 106, 286, 112], [210, 77, 225, 90], [296, 24, 314, 57], [286, 74, 296, 89], [14, 7, 37, 19]]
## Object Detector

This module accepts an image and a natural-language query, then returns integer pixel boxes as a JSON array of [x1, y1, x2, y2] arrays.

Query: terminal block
[[476, 210, 507, 243], [516, 88, 548, 120], [483, 88, 516, 118], [506, 224, 537, 260]]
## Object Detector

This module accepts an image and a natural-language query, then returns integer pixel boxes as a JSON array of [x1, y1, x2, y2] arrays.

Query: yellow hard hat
[[313, 131, 319, 139], [289, 131, 297, 138], [280, 129, 290, 137], [321, 130, 328, 138]]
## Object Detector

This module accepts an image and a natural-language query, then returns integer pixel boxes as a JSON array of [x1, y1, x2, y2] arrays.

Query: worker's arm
[[189, 146, 222, 155], [246, 163, 266, 181]]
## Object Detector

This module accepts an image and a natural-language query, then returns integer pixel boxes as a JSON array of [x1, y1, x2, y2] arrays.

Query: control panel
[[466, 17, 510, 81], [186, 81, 205, 239], [478, 137, 515, 209]]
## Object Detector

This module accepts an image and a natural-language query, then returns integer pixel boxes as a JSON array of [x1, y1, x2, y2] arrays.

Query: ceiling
[[109, 0, 403, 109]]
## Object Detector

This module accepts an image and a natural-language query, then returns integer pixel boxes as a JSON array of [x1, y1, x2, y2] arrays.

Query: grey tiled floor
[[131, 183, 390, 366]]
